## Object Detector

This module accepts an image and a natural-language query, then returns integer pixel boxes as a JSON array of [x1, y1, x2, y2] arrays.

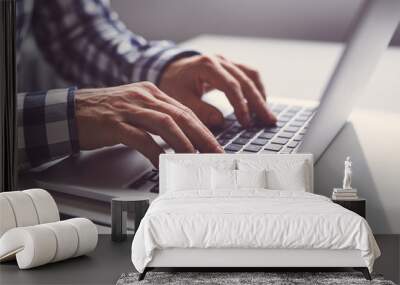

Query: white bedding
[[131, 190, 380, 273]]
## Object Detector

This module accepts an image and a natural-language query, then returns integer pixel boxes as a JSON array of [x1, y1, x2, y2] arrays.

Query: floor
[[0, 235, 133, 285], [1, 231, 398, 285]]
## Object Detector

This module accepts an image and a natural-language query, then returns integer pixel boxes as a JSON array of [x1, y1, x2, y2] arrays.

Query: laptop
[[21, 0, 400, 225]]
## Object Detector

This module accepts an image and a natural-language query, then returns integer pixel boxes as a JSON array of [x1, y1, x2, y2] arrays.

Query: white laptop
[[21, 0, 400, 225]]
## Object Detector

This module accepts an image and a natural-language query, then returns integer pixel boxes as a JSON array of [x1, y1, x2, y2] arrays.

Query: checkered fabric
[[17, 88, 79, 169], [16, 0, 200, 169]]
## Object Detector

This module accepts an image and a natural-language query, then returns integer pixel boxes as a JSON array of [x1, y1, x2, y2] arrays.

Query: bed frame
[[138, 154, 371, 281], [140, 248, 371, 280]]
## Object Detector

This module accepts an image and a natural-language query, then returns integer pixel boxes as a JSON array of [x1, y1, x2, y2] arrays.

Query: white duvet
[[131, 190, 380, 273]]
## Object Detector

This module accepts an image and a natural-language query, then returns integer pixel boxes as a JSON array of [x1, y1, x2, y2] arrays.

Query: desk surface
[[182, 35, 400, 234], [0, 235, 133, 285]]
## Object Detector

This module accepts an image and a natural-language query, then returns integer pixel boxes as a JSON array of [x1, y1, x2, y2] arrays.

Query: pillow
[[211, 168, 237, 190], [236, 169, 267, 189], [167, 163, 211, 192], [266, 162, 307, 191], [237, 158, 310, 192]]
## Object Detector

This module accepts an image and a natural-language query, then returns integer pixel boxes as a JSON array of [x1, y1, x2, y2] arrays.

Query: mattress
[[131, 190, 380, 273]]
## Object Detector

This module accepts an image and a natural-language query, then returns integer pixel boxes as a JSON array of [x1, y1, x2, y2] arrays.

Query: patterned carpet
[[117, 271, 396, 285]]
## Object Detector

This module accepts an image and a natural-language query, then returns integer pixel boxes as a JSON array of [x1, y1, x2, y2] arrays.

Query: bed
[[131, 154, 380, 280]]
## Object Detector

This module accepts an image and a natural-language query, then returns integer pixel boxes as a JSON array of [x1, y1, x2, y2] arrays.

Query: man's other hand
[[75, 82, 223, 167], [160, 55, 277, 128]]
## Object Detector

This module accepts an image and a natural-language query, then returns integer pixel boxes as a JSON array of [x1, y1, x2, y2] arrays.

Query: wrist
[[158, 51, 201, 88]]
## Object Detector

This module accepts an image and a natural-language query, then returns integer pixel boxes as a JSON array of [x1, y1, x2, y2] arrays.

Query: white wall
[[112, 0, 400, 45]]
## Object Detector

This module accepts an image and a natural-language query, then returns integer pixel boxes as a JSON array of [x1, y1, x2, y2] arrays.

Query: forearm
[[32, 0, 199, 88], [18, 87, 79, 170]]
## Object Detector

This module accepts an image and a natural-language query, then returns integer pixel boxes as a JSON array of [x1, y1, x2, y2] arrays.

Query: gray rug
[[116, 272, 396, 285]]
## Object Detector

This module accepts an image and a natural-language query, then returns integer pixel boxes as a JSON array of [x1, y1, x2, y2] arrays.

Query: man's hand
[[160, 55, 277, 128], [75, 82, 223, 167]]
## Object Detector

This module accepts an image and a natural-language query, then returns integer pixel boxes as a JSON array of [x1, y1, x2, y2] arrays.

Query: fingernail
[[269, 112, 277, 124]]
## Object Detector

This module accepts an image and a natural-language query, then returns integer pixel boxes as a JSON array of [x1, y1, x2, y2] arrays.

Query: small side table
[[332, 197, 366, 218], [111, 197, 149, 242]]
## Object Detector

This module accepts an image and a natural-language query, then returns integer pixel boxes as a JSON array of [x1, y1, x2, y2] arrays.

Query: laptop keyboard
[[128, 168, 159, 193], [131, 103, 316, 192], [214, 103, 315, 154]]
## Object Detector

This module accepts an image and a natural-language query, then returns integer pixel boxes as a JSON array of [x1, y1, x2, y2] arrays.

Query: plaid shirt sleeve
[[18, 0, 200, 169], [17, 88, 79, 169], [31, 0, 200, 87]]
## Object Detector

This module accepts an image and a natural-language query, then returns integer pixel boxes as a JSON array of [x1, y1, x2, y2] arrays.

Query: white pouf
[[1, 191, 40, 227], [23, 189, 59, 224], [0, 189, 59, 237], [0, 196, 17, 237], [0, 218, 98, 269], [0, 190, 97, 269], [42, 221, 79, 262], [65, 218, 98, 257]]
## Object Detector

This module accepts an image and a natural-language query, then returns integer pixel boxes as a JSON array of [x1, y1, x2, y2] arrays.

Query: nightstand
[[332, 198, 366, 218]]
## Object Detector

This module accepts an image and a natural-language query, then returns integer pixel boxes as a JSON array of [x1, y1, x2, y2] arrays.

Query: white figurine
[[342, 156, 352, 190]]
